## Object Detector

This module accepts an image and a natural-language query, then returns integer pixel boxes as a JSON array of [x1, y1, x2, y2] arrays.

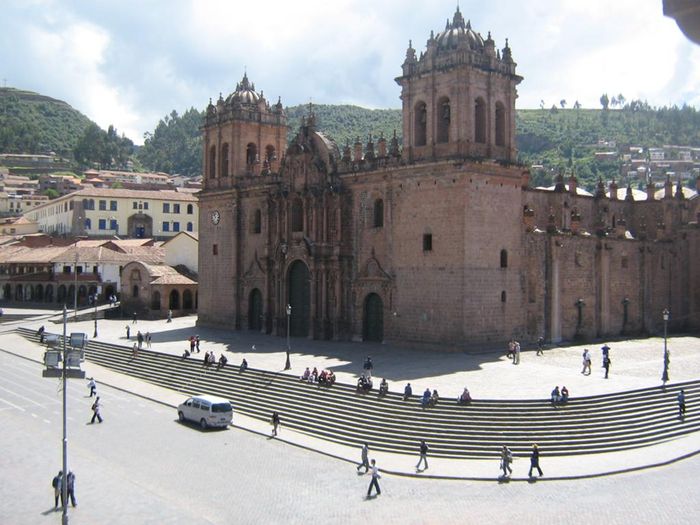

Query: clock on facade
[[211, 210, 221, 224]]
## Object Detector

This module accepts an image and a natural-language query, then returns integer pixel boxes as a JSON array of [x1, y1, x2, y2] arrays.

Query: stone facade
[[197, 8, 700, 349]]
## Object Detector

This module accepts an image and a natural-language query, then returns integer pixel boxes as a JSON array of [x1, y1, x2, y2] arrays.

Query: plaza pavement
[[2, 305, 700, 481]]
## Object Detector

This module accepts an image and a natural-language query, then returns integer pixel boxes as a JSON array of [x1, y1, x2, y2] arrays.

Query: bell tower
[[395, 7, 522, 163], [201, 73, 287, 190]]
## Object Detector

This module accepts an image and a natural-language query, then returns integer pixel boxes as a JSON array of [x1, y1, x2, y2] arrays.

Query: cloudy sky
[[2, 0, 699, 144]]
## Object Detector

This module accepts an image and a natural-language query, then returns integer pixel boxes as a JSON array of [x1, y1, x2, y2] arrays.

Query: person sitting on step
[[318, 369, 329, 385], [182, 348, 190, 359], [403, 383, 413, 401], [378, 378, 389, 397], [217, 354, 228, 369], [458, 387, 472, 405], [300, 367, 311, 381], [429, 389, 440, 407], [550, 386, 561, 404], [421, 388, 432, 407], [356, 373, 372, 393], [240, 358, 248, 372], [310, 367, 319, 383], [327, 369, 336, 385], [560, 386, 569, 403]]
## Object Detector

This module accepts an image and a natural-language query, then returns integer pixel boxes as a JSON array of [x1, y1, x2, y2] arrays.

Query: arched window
[[265, 145, 276, 162], [495, 102, 505, 147], [169, 289, 180, 309], [246, 143, 257, 166], [186, 204, 194, 214], [373, 199, 384, 228], [132, 284, 139, 298], [500, 249, 508, 268], [151, 291, 161, 310], [186, 222, 193, 232], [291, 199, 303, 232], [414, 101, 427, 147], [475, 98, 486, 144], [437, 97, 450, 144], [183, 289, 193, 309], [209, 146, 216, 178], [221, 143, 230, 176], [253, 209, 262, 234]]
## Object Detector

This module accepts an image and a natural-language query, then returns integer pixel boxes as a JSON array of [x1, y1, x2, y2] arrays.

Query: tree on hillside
[[600, 93, 610, 110], [73, 122, 133, 169], [560, 99, 567, 109], [617, 94, 626, 108], [573, 101, 581, 110], [137, 108, 203, 177]]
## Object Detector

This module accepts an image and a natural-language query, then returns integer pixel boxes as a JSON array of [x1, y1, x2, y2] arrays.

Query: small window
[[133, 201, 138, 209], [99, 200, 106, 211], [98, 219, 106, 230], [110, 200, 117, 211], [84, 218, 91, 230], [143, 202, 149, 210], [423, 233, 433, 252], [162, 222, 170, 232], [373, 199, 384, 228], [187, 204, 193, 215], [173, 222, 180, 232], [501, 291, 507, 302], [110, 219, 118, 231], [132, 284, 139, 298], [63, 266, 71, 274], [173, 204, 180, 214], [163, 203, 170, 213], [500, 249, 508, 268], [213, 244, 218, 255], [253, 209, 262, 234], [186, 222, 193, 232]]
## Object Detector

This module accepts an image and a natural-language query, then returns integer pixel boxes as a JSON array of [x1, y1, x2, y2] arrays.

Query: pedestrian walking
[[132, 343, 138, 359], [603, 355, 611, 379], [536, 336, 545, 356], [363, 356, 374, 377], [581, 349, 592, 375], [500, 445, 513, 477], [506, 339, 514, 359], [528, 444, 543, 478], [90, 396, 103, 424], [403, 382, 412, 401], [271, 411, 280, 436], [66, 471, 77, 507], [678, 389, 686, 418], [137, 330, 143, 349], [196, 335, 201, 353], [513, 340, 521, 365], [167, 309, 173, 323], [125, 325, 130, 339], [357, 443, 370, 473], [416, 439, 429, 470], [601, 344, 610, 366], [132, 312, 137, 324], [366, 459, 381, 497], [189, 336, 196, 354], [51, 470, 63, 509], [87, 377, 96, 397], [146, 332, 152, 349]]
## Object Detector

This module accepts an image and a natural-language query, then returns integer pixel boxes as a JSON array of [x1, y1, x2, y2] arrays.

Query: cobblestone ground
[[1, 351, 699, 525]]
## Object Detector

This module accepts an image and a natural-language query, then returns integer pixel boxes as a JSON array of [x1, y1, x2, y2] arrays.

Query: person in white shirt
[[366, 459, 381, 497], [87, 378, 97, 397]]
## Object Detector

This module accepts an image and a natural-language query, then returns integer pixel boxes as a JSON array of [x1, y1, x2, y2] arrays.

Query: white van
[[177, 394, 233, 429]]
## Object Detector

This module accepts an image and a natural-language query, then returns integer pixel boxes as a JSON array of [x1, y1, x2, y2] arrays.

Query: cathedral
[[196, 8, 700, 348]]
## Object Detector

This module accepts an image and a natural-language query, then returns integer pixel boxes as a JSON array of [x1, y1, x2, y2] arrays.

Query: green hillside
[[0, 87, 94, 157]]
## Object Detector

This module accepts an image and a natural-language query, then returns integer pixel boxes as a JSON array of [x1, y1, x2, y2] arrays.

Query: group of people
[[550, 385, 570, 404], [582, 345, 612, 378], [51, 470, 77, 509], [421, 388, 440, 407], [299, 367, 336, 386], [506, 339, 521, 365], [356, 373, 373, 392], [499, 444, 543, 479]]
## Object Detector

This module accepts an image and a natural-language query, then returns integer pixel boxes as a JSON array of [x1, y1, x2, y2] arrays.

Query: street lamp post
[[73, 249, 78, 322], [285, 304, 291, 370], [93, 295, 98, 338], [662, 308, 670, 382], [61, 306, 68, 525]]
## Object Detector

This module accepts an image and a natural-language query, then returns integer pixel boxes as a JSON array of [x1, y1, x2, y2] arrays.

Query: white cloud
[[2, 0, 700, 145]]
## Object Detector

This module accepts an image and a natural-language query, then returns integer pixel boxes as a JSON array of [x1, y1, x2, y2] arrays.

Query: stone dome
[[227, 73, 260, 105], [435, 7, 484, 50]]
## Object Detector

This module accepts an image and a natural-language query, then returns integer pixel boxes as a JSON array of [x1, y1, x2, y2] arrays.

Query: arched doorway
[[183, 289, 193, 310], [57, 285, 67, 303], [2, 284, 10, 300], [15, 284, 23, 301], [169, 289, 180, 310], [151, 291, 161, 310], [249, 288, 263, 331], [45, 285, 54, 303], [35, 284, 44, 301], [363, 293, 384, 342], [288, 260, 310, 337]]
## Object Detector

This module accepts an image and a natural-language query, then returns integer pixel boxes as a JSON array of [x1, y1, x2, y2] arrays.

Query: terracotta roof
[[140, 263, 197, 285], [162, 231, 199, 245], [71, 187, 196, 201], [0, 245, 71, 264]]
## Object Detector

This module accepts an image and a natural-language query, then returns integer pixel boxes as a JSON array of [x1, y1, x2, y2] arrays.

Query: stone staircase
[[18, 327, 700, 459]]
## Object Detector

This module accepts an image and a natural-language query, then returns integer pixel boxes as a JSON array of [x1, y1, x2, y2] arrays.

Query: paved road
[[1, 351, 699, 525]]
